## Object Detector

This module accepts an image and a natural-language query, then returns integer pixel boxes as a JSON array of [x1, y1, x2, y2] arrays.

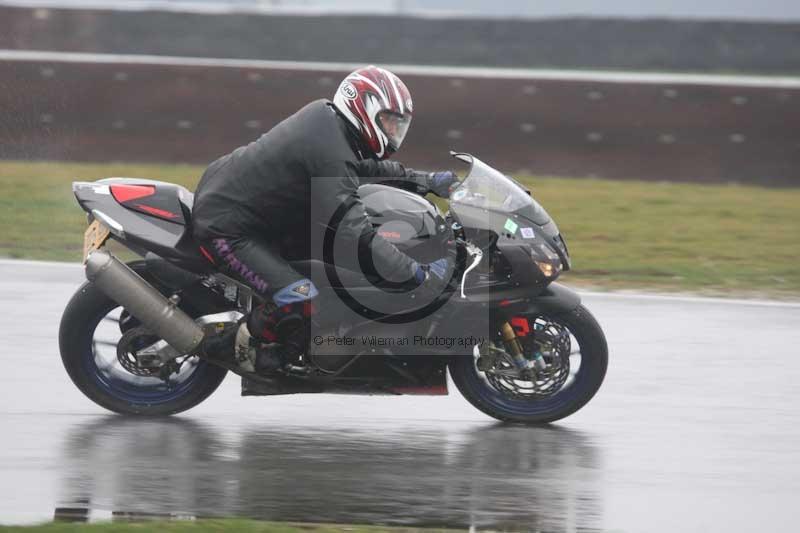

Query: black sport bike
[[60, 152, 608, 423]]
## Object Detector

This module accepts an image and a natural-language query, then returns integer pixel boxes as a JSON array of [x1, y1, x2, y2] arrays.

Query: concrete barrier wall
[[2, 54, 799, 185], [3, 6, 800, 74]]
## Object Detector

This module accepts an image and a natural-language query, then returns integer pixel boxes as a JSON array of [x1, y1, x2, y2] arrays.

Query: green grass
[[1, 160, 798, 298], [0, 519, 455, 532], [529, 176, 800, 297]]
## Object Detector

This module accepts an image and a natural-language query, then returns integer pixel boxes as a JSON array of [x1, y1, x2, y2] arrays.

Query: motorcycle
[[60, 152, 607, 423]]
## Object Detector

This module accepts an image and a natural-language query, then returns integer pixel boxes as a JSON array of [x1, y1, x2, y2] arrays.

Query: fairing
[[449, 152, 571, 276], [72, 178, 209, 272]]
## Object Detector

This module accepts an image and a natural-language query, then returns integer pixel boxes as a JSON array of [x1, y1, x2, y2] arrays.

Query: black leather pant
[[198, 234, 305, 299]]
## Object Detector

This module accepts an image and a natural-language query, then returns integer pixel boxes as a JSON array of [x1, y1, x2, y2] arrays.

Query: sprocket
[[116, 326, 163, 377]]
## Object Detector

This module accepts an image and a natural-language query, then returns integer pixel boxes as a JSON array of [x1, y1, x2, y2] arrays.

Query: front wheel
[[449, 304, 608, 424], [59, 276, 228, 416]]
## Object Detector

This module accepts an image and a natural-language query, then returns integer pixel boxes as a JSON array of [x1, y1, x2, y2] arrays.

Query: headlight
[[531, 244, 562, 278], [534, 260, 559, 278]]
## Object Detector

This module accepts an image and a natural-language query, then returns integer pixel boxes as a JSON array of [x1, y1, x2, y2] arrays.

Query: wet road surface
[[1, 260, 799, 531]]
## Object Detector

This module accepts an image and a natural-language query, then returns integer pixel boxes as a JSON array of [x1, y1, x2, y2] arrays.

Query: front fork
[[500, 321, 547, 374]]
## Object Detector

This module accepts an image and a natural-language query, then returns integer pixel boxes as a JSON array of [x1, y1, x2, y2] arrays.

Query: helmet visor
[[377, 111, 412, 151]]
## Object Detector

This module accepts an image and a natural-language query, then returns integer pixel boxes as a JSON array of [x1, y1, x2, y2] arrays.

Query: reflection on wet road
[[55, 418, 601, 530], [1, 260, 800, 531]]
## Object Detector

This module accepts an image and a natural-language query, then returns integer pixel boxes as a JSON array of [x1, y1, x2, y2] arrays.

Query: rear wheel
[[59, 270, 228, 416], [449, 304, 607, 424]]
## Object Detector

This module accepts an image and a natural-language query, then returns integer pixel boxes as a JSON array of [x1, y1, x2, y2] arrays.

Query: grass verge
[[0, 160, 798, 298]]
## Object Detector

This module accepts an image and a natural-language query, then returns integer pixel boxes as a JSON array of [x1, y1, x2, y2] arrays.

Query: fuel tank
[[358, 184, 454, 263]]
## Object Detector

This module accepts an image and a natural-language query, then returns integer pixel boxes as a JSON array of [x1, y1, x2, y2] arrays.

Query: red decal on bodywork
[[389, 385, 448, 396], [199, 246, 215, 264], [510, 317, 531, 337], [111, 184, 155, 203], [135, 204, 179, 219], [378, 230, 402, 240]]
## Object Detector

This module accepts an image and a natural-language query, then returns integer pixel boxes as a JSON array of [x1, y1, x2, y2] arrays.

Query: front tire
[[449, 304, 608, 424], [59, 275, 228, 416]]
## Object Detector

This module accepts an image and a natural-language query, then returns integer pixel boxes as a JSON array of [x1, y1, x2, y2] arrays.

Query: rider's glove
[[426, 171, 459, 198], [377, 160, 406, 177], [410, 258, 452, 303], [413, 258, 451, 285]]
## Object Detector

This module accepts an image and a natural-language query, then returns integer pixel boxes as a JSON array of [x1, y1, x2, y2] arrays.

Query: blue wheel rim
[[463, 321, 588, 417], [84, 307, 209, 406]]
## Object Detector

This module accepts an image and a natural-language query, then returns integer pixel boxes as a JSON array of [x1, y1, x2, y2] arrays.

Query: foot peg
[[234, 323, 258, 373], [255, 344, 284, 375]]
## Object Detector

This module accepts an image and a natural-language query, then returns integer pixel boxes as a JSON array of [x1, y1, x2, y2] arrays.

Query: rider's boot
[[236, 280, 318, 376], [199, 315, 300, 375], [238, 303, 314, 375], [198, 323, 239, 363]]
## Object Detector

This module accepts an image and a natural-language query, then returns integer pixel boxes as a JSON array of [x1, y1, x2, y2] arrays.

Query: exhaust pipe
[[85, 249, 205, 354]]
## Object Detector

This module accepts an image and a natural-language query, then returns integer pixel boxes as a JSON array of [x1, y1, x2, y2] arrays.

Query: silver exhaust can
[[85, 249, 205, 354]]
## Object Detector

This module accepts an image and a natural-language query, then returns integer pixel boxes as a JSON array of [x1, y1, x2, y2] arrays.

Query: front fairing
[[448, 153, 571, 291]]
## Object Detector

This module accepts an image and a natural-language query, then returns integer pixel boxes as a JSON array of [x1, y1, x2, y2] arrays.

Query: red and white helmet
[[333, 65, 413, 160]]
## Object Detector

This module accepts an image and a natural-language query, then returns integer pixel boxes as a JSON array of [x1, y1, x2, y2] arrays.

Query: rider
[[193, 65, 458, 374]]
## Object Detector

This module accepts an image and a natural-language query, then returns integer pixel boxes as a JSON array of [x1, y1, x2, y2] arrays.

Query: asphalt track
[[1, 260, 799, 531]]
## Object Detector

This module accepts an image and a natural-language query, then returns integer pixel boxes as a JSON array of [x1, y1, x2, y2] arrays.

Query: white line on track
[[2, 257, 798, 308], [0, 258, 82, 268], [579, 290, 800, 308], [2, 0, 400, 15], [2, 49, 800, 88]]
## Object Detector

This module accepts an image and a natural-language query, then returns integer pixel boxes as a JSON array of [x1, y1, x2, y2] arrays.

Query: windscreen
[[449, 156, 533, 212], [449, 154, 551, 225]]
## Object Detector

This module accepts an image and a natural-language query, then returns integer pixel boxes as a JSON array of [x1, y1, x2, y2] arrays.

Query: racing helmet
[[332, 65, 413, 159]]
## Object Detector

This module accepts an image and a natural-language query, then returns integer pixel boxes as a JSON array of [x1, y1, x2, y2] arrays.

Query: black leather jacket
[[192, 99, 427, 282]]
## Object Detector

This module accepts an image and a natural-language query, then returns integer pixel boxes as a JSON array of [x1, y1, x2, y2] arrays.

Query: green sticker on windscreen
[[504, 218, 518, 234]]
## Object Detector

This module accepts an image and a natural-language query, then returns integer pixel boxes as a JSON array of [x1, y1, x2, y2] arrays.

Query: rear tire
[[59, 272, 228, 416], [449, 304, 607, 424]]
